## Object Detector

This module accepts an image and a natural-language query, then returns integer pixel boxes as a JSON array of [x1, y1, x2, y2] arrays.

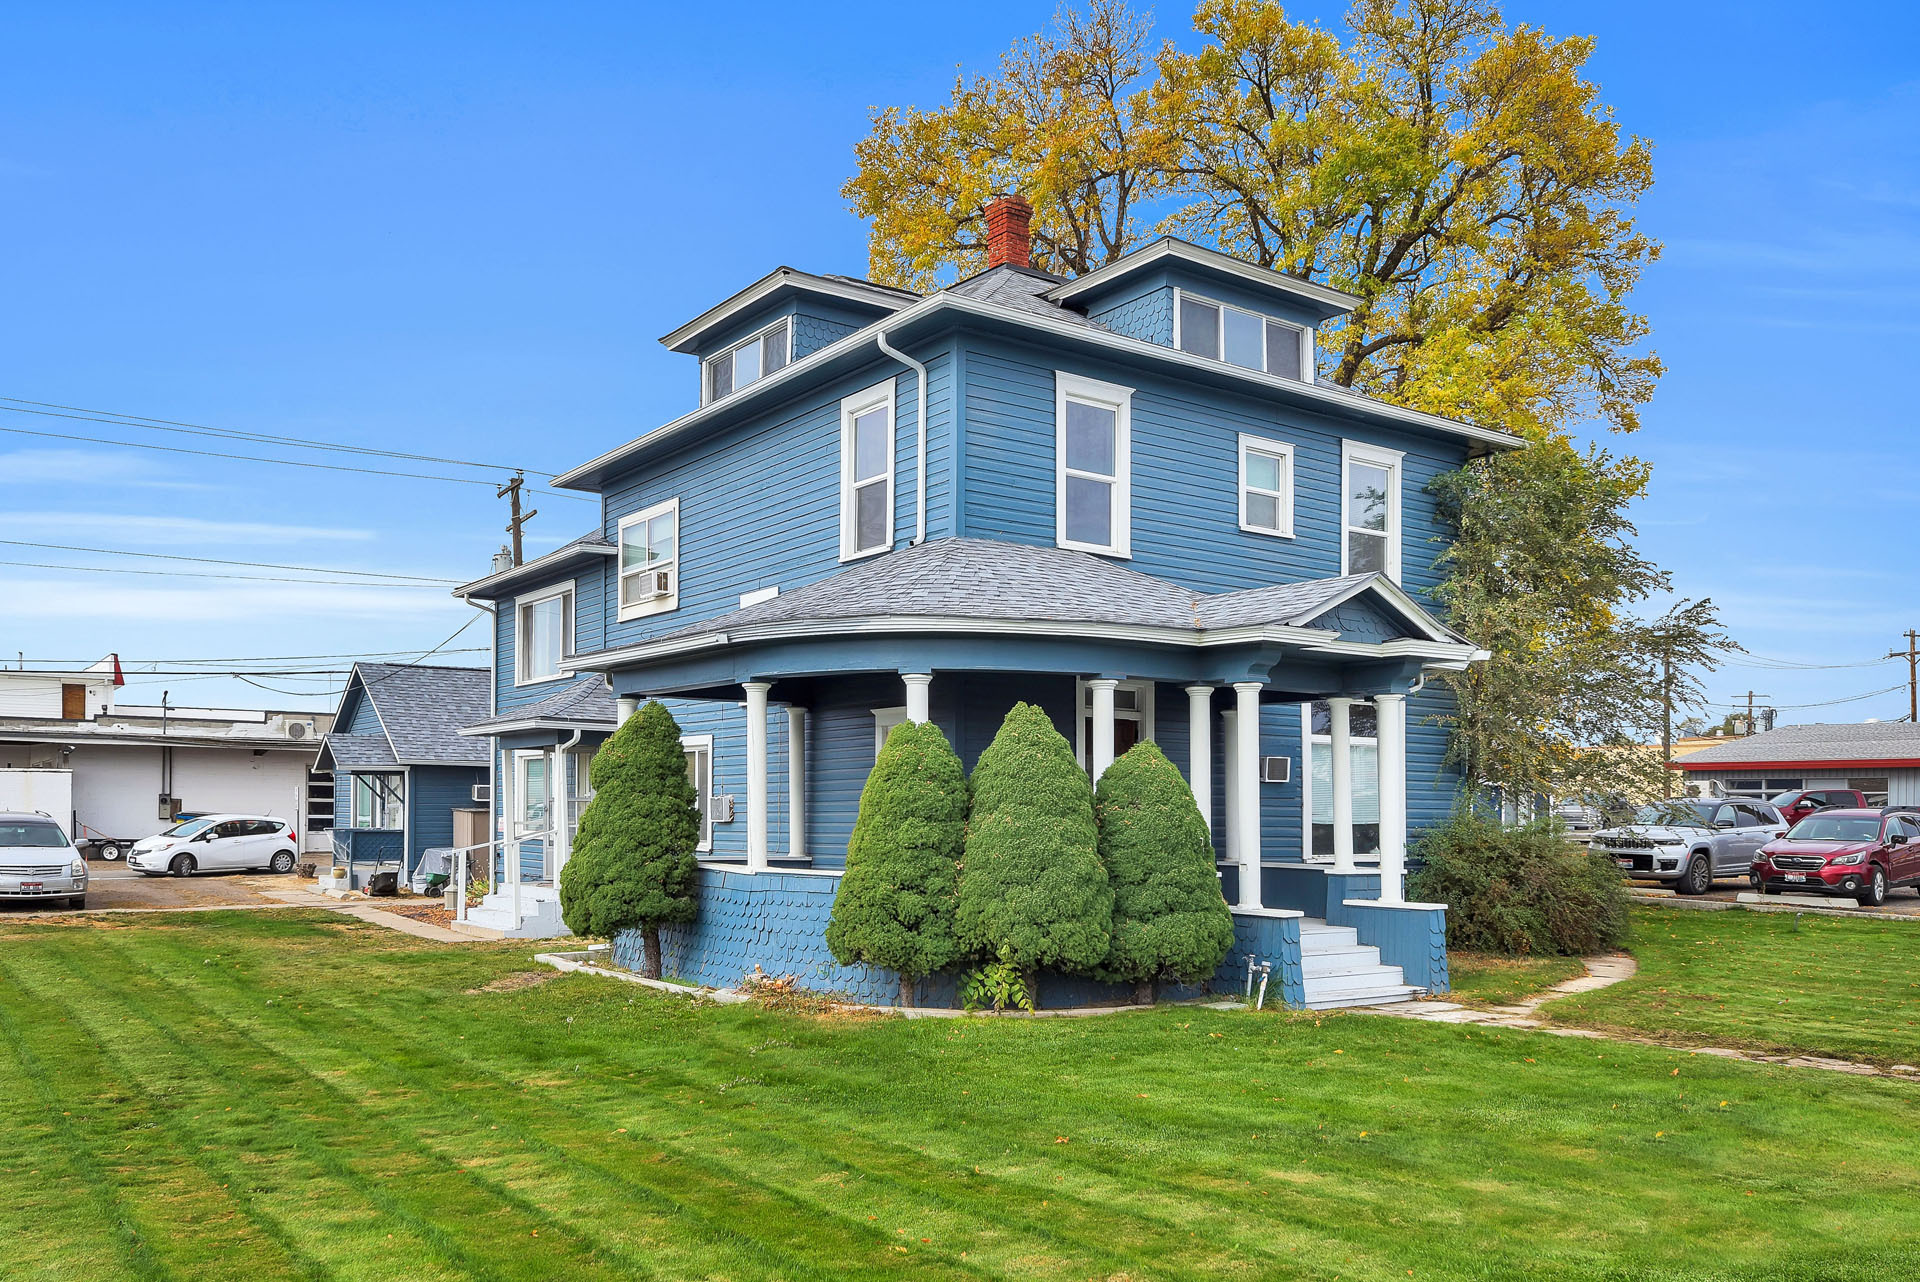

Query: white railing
[[448, 829, 555, 925]]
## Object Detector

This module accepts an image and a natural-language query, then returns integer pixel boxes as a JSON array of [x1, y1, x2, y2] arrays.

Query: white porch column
[[1185, 685, 1214, 831], [1088, 678, 1119, 780], [615, 695, 639, 721], [1376, 692, 1408, 903], [743, 681, 771, 871], [786, 705, 807, 860], [902, 673, 932, 724], [1329, 696, 1356, 873], [1221, 709, 1240, 864], [1232, 681, 1263, 909]]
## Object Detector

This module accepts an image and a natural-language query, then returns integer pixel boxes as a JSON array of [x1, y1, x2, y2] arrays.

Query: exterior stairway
[[1298, 919, 1423, 1009]]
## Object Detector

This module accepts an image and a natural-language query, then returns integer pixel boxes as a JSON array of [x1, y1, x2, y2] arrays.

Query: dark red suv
[[1767, 788, 1869, 825], [1751, 808, 1920, 907]]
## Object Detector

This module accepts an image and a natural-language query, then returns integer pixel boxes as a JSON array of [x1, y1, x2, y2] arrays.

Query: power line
[[14, 647, 486, 666], [0, 421, 593, 501], [0, 538, 461, 584], [0, 396, 547, 474], [0, 558, 453, 587], [1709, 683, 1906, 711], [1726, 652, 1899, 671]]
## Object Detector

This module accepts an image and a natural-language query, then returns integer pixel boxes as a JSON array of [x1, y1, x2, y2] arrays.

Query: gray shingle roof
[[462, 676, 616, 734], [453, 530, 615, 599], [640, 538, 1437, 644], [315, 732, 397, 771], [348, 663, 491, 767], [947, 266, 1109, 331], [1678, 721, 1920, 767]]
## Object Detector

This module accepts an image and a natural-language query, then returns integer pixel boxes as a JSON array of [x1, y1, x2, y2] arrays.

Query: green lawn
[[1546, 906, 1920, 1066], [1444, 952, 1587, 1007], [1, 911, 1917, 1280]]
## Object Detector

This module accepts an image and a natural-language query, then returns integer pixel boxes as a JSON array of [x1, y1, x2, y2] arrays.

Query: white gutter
[[874, 330, 929, 545]]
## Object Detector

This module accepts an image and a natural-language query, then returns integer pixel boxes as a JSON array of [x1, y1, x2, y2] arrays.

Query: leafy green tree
[[558, 700, 699, 978], [825, 720, 968, 1006], [956, 702, 1112, 993], [1093, 742, 1235, 1003]]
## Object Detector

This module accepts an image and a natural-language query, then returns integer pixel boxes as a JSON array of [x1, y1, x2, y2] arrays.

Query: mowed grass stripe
[[122, 924, 1075, 1282], [4, 937, 595, 1282], [89, 925, 889, 1282]]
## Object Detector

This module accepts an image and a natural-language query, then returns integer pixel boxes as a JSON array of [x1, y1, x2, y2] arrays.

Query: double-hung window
[[1303, 701, 1380, 860], [681, 734, 713, 852], [1341, 441, 1403, 580], [1238, 433, 1295, 538], [1175, 291, 1309, 380], [1055, 372, 1132, 557], [839, 379, 894, 560], [704, 319, 790, 403], [515, 582, 572, 685], [618, 498, 679, 619]]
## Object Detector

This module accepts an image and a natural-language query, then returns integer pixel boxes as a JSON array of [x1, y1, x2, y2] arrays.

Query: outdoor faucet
[[1254, 962, 1273, 1011], [1244, 953, 1258, 1001]]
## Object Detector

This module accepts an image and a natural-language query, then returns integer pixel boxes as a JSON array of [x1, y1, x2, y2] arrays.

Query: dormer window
[[704, 318, 790, 403], [1174, 290, 1308, 381]]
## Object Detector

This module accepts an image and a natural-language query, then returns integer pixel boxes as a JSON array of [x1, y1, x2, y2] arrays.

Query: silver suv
[[1590, 799, 1788, 895]]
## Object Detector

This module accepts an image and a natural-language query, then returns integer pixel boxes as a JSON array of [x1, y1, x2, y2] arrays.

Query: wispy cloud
[[0, 512, 372, 544], [0, 577, 455, 622], [0, 449, 215, 491]]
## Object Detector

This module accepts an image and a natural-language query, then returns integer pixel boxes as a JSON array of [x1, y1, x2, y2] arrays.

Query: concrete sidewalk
[[253, 885, 480, 942]]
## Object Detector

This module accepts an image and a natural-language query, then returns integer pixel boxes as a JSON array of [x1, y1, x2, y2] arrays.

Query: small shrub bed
[[1409, 807, 1629, 956]]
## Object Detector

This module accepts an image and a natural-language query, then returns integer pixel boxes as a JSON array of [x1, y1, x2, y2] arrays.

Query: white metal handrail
[[448, 829, 554, 924]]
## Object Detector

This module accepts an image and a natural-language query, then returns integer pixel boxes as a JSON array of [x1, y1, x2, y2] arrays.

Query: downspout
[[553, 726, 584, 891], [875, 330, 928, 545]]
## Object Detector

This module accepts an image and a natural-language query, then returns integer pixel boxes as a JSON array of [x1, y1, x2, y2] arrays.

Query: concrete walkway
[[253, 885, 478, 942], [1360, 955, 1920, 1081]]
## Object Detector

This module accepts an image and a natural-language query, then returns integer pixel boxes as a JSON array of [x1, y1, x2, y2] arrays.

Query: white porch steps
[[456, 884, 571, 940], [1298, 920, 1422, 1010]]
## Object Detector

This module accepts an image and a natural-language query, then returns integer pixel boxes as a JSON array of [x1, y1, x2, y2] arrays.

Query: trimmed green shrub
[[1093, 742, 1235, 1003], [825, 719, 967, 1006], [559, 700, 700, 977], [1408, 806, 1630, 956], [955, 701, 1112, 989]]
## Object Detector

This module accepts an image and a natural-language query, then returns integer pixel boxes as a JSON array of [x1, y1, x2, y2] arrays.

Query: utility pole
[[1735, 690, 1769, 737], [497, 472, 536, 567], [1890, 630, 1920, 723]]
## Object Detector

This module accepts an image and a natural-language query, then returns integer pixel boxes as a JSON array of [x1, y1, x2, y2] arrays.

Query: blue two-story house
[[454, 196, 1513, 1003]]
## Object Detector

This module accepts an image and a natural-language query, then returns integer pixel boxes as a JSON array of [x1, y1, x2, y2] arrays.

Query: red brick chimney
[[983, 193, 1033, 270]]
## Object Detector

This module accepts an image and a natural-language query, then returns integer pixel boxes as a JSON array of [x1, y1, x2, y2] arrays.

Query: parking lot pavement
[[1627, 879, 1920, 918], [0, 864, 291, 915]]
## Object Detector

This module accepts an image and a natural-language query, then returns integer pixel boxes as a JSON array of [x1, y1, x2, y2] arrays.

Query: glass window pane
[[1348, 529, 1386, 574], [855, 479, 888, 550], [1064, 474, 1112, 546], [1178, 297, 1218, 358], [763, 322, 788, 373], [854, 407, 889, 480], [1348, 461, 1391, 531], [1244, 491, 1279, 530], [733, 340, 761, 387], [1245, 450, 1282, 493], [647, 510, 676, 562], [523, 758, 550, 827], [1266, 321, 1302, 380], [1223, 307, 1264, 369], [707, 356, 731, 400], [1064, 400, 1116, 476]]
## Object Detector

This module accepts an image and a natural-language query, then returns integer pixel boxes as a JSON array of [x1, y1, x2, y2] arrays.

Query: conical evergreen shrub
[[1093, 741, 1235, 1003], [825, 719, 967, 1005], [559, 699, 700, 978], [955, 701, 1112, 990]]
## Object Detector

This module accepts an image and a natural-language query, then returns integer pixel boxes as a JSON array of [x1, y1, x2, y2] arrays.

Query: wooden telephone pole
[[1890, 630, 1920, 723], [497, 472, 536, 567], [1734, 691, 1769, 737]]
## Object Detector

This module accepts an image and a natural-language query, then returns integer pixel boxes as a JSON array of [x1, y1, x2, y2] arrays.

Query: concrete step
[[1304, 985, 1424, 1011], [1300, 945, 1386, 979]]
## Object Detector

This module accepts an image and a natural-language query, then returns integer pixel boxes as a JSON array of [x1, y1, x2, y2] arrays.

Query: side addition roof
[[459, 676, 617, 737], [1674, 721, 1920, 771], [317, 663, 492, 770]]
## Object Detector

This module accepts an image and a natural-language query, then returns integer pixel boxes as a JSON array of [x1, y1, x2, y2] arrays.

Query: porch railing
[[450, 828, 556, 926]]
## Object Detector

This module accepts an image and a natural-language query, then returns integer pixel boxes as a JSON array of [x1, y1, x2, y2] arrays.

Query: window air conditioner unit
[[471, 783, 492, 804], [645, 569, 673, 599], [1260, 755, 1292, 784]]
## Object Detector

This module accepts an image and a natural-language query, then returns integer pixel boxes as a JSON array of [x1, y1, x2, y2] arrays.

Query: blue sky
[[2, 1, 1915, 726]]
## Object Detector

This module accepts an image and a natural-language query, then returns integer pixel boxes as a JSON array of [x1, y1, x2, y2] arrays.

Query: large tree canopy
[[845, 0, 1728, 802]]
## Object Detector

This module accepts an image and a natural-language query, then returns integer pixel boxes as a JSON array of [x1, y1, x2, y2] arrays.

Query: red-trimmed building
[[1671, 722, 1920, 806]]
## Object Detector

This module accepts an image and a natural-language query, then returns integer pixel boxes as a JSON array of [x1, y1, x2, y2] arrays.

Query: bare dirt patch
[[467, 970, 562, 995]]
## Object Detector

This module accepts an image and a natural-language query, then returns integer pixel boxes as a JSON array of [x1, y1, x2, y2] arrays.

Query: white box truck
[[0, 768, 75, 833]]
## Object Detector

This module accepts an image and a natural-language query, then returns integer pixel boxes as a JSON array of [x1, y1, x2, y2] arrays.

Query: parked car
[[1767, 788, 1869, 826], [0, 812, 89, 908], [126, 815, 300, 877], [1589, 799, 1788, 894], [1751, 808, 1920, 907], [1552, 798, 1605, 831]]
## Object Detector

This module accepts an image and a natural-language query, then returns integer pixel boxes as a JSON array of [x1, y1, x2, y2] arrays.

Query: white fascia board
[[658, 268, 916, 353], [451, 543, 616, 600], [455, 717, 618, 737], [553, 286, 1522, 494], [1283, 573, 1460, 645], [559, 633, 731, 674], [1045, 238, 1364, 314]]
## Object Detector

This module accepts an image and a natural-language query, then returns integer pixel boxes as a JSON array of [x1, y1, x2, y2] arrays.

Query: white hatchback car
[[127, 815, 300, 877]]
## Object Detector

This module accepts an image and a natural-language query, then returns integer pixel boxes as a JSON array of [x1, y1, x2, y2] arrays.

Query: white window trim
[[1301, 700, 1380, 864], [1237, 432, 1296, 539], [1073, 678, 1155, 772], [511, 749, 552, 836], [1054, 371, 1133, 558], [839, 377, 897, 562], [350, 771, 405, 830], [1172, 287, 1312, 380], [1340, 439, 1404, 582], [702, 317, 794, 406], [680, 733, 713, 852], [617, 497, 681, 621], [513, 579, 575, 687], [870, 706, 907, 757]]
